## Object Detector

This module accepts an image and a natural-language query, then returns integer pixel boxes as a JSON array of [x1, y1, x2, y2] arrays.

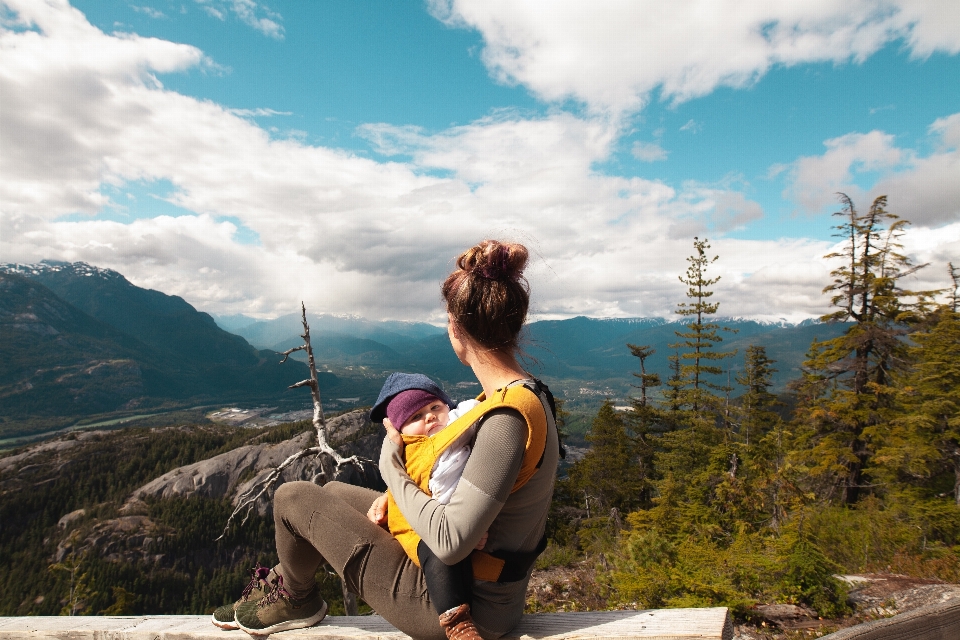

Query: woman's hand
[[367, 492, 389, 527], [383, 417, 403, 447], [475, 531, 488, 551]]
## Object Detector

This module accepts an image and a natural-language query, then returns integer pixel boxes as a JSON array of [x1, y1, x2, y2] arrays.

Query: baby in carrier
[[369, 372, 483, 640]]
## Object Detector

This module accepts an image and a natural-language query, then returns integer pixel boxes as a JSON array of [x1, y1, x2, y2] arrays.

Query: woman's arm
[[379, 408, 526, 564]]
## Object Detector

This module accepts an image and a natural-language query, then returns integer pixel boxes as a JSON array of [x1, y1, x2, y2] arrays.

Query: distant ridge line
[[0, 260, 124, 281]]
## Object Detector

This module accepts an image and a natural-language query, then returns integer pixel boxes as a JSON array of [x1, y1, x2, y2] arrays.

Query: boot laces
[[240, 563, 271, 600], [258, 573, 294, 608]]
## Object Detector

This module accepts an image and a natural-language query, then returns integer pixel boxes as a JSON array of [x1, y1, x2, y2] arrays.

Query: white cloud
[[869, 113, 960, 228], [930, 112, 960, 150], [785, 131, 906, 213], [632, 141, 668, 162], [781, 113, 960, 228], [201, 5, 224, 21], [1, 0, 955, 325], [194, 0, 282, 38], [428, 0, 960, 116], [228, 107, 293, 117], [131, 5, 165, 20]]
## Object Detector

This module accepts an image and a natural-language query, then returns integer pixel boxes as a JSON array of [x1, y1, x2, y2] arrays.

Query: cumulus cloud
[[428, 0, 960, 116], [785, 131, 906, 213], [781, 113, 960, 228], [1, 0, 955, 324]]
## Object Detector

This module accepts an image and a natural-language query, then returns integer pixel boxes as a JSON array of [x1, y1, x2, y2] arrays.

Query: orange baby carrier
[[386, 381, 551, 581]]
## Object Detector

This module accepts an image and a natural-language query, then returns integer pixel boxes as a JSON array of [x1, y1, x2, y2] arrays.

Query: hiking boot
[[235, 574, 327, 637], [211, 564, 276, 630], [439, 603, 483, 640]]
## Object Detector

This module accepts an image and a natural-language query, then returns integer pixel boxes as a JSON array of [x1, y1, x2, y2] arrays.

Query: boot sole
[[210, 613, 239, 630], [237, 599, 328, 637]]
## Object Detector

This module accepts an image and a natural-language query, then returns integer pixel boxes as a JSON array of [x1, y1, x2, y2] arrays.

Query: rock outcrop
[[127, 410, 385, 516]]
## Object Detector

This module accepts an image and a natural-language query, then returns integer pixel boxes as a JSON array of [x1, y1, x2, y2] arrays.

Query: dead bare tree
[[219, 303, 372, 539], [218, 303, 372, 614]]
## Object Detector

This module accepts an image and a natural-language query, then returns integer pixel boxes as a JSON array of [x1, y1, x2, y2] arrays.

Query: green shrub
[[778, 538, 849, 618]]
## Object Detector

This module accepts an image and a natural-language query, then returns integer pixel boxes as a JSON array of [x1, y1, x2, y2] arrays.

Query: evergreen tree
[[566, 401, 645, 514], [627, 344, 661, 507], [662, 350, 685, 425], [793, 194, 930, 504], [948, 262, 959, 313], [670, 237, 737, 416], [736, 346, 789, 530], [643, 239, 742, 536], [736, 346, 780, 446], [627, 343, 661, 411], [875, 308, 960, 503]]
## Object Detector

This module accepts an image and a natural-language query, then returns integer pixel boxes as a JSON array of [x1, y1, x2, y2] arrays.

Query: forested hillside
[[0, 415, 380, 617], [553, 199, 960, 618]]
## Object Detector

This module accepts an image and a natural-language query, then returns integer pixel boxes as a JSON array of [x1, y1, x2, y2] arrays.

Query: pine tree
[[736, 346, 780, 446], [567, 401, 645, 514], [875, 308, 960, 503], [627, 343, 661, 411], [735, 346, 790, 530], [948, 262, 959, 313], [670, 237, 737, 416], [627, 344, 661, 507], [794, 194, 930, 504], [644, 238, 740, 535]]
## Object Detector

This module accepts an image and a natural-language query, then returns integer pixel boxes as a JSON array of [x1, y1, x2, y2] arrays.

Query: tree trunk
[[953, 454, 960, 507]]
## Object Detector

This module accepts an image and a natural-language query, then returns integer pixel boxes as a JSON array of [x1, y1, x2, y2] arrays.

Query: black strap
[[525, 377, 566, 463], [489, 532, 549, 583]]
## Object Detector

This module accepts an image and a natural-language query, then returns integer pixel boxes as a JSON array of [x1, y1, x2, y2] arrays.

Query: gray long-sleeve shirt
[[379, 381, 559, 637]]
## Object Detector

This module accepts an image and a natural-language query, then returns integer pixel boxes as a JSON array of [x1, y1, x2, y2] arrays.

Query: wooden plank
[[0, 609, 732, 640], [820, 598, 960, 640]]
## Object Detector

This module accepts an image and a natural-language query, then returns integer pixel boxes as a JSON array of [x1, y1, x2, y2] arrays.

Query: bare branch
[[279, 344, 308, 364], [219, 302, 375, 539]]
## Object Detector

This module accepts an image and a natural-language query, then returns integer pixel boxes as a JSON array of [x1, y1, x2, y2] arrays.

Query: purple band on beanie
[[386, 389, 441, 429]]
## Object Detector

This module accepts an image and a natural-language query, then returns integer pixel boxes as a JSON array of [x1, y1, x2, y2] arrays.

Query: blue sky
[[2, 1, 959, 322]]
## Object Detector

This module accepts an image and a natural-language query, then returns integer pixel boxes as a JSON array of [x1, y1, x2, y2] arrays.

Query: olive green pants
[[274, 480, 448, 640]]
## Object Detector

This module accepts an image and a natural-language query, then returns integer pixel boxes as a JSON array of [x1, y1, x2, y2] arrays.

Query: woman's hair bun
[[443, 239, 531, 352], [457, 240, 528, 282]]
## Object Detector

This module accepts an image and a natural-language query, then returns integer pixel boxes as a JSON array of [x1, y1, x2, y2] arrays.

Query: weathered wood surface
[[0, 609, 732, 640], [820, 597, 960, 640]]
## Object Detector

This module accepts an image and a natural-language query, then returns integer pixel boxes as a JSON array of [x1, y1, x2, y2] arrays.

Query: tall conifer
[[876, 308, 960, 503], [670, 237, 737, 415], [794, 194, 930, 504]]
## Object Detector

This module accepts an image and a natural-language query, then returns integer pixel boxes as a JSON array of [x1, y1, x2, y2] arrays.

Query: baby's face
[[399, 399, 450, 437]]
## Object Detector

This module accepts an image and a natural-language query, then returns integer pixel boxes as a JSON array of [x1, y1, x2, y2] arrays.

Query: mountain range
[[0, 262, 317, 439], [224, 312, 846, 399], [1, 260, 847, 441]]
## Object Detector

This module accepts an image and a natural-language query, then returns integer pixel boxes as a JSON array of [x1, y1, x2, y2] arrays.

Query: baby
[[368, 372, 483, 640]]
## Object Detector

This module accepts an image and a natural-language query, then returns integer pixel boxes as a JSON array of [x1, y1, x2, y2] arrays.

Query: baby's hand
[[475, 531, 488, 551], [382, 417, 403, 447], [367, 492, 389, 527]]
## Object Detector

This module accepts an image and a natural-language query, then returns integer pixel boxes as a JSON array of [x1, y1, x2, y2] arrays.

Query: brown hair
[[441, 240, 530, 352]]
